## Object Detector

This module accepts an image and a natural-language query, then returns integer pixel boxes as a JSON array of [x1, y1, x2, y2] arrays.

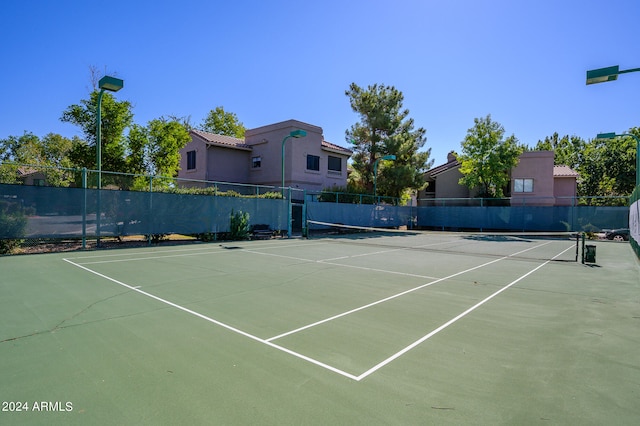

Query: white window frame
[[514, 178, 534, 193]]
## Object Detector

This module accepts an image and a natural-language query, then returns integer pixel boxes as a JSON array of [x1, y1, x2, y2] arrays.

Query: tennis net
[[306, 220, 581, 263]]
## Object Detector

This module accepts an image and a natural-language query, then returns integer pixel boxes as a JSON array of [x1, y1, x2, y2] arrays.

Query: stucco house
[[418, 151, 578, 206], [17, 167, 47, 186], [177, 119, 352, 195]]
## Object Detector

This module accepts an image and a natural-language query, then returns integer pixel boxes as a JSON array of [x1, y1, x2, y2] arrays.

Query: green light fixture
[[586, 65, 640, 85], [281, 129, 307, 238], [281, 129, 307, 193], [95, 75, 123, 245], [96, 75, 124, 189]]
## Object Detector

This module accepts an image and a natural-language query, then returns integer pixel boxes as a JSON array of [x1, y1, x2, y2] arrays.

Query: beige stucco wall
[[510, 151, 555, 206], [245, 119, 348, 191], [178, 137, 208, 184], [206, 147, 250, 184], [554, 176, 578, 205], [436, 167, 470, 198]]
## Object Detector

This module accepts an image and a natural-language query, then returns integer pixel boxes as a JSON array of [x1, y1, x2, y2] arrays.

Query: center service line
[[266, 241, 555, 342], [62, 258, 359, 381], [355, 244, 576, 381]]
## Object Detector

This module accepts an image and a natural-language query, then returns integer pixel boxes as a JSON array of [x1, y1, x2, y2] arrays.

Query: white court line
[[319, 238, 470, 262], [242, 248, 441, 280], [266, 242, 572, 342], [69, 241, 324, 265], [63, 239, 575, 381], [62, 258, 359, 381], [266, 258, 503, 342], [265, 240, 554, 342], [355, 244, 577, 381]]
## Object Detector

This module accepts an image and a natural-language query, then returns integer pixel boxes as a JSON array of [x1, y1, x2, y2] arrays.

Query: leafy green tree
[[345, 83, 431, 201], [200, 106, 246, 138], [458, 115, 524, 198], [147, 119, 191, 177], [534, 132, 585, 169], [0, 132, 75, 186], [580, 129, 637, 198], [126, 119, 190, 190], [61, 90, 134, 173], [536, 129, 637, 200], [126, 124, 149, 176]]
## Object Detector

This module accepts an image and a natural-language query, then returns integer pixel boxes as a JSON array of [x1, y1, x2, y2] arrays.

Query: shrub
[[0, 199, 28, 254], [229, 210, 250, 240]]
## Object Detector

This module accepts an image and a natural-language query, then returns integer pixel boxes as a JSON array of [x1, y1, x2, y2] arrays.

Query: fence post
[[148, 176, 153, 245], [302, 190, 307, 238], [287, 187, 292, 238], [81, 168, 87, 249]]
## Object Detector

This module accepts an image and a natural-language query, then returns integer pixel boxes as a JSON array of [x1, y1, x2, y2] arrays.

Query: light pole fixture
[[280, 129, 307, 239], [281, 129, 307, 193], [95, 75, 123, 246], [596, 132, 640, 187], [373, 154, 396, 202], [96, 75, 124, 189], [586, 65, 640, 85]]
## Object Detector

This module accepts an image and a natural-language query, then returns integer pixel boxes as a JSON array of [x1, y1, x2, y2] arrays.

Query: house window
[[34, 179, 45, 186], [307, 155, 320, 171], [252, 156, 262, 168], [328, 156, 342, 173], [187, 150, 196, 170], [513, 178, 534, 193]]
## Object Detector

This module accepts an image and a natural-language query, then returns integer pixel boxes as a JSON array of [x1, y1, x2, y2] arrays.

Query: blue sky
[[1, 0, 639, 165]]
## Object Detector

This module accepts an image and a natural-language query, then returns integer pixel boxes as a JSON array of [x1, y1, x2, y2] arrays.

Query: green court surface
[[1, 236, 639, 425]]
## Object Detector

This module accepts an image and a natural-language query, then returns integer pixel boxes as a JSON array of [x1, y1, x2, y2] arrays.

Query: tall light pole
[[281, 129, 307, 193], [95, 75, 123, 245], [96, 75, 124, 189], [281, 129, 307, 238], [596, 132, 640, 187], [373, 154, 396, 202], [586, 64, 639, 187]]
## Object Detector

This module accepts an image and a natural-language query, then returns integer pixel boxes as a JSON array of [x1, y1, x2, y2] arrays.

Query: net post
[[581, 233, 586, 264]]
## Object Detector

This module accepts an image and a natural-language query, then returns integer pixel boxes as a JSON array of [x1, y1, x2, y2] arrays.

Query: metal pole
[[81, 167, 87, 249], [96, 89, 105, 247], [281, 135, 291, 196], [302, 189, 307, 238], [373, 158, 379, 202], [148, 175, 153, 246], [287, 187, 292, 238], [633, 135, 640, 187], [96, 89, 105, 190]]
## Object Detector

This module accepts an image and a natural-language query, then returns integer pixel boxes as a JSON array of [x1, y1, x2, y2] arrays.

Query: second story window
[[187, 150, 196, 170], [513, 178, 533, 193], [328, 156, 342, 172], [307, 155, 320, 171], [252, 156, 262, 168]]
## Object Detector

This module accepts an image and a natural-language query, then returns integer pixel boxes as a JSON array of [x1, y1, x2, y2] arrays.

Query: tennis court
[[1, 230, 639, 425]]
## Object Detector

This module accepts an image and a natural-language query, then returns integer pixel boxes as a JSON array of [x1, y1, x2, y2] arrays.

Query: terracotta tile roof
[[553, 165, 579, 177], [191, 129, 252, 150], [17, 166, 38, 176], [321, 140, 353, 155], [425, 159, 460, 178]]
